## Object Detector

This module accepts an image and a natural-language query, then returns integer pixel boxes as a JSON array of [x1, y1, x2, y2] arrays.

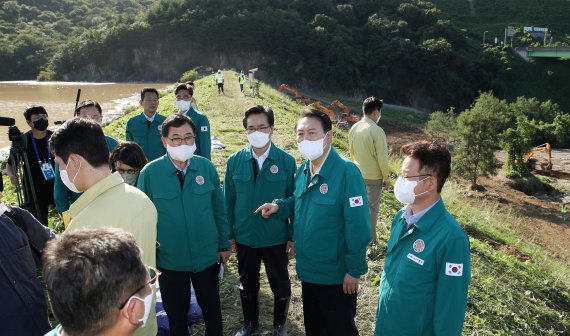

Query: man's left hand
[[286, 240, 295, 257], [343, 274, 360, 295], [218, 251, 231, 263], [383, 180, 391, 190]]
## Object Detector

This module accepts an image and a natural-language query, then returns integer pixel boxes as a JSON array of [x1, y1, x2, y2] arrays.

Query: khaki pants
[[365, 179, 383, 242]]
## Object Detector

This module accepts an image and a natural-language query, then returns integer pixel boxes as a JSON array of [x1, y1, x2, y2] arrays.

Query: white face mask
[[298, 135, 326, 161], [167, 144, 196, 162], [60, 159, 81, 193], [393, 176, 430, 205], [125, 292, 153, 327], [247, 131, 270, 148], [0, 202, 7, 217], [120, 172, 139, 186], [176, 100, 191, 112]]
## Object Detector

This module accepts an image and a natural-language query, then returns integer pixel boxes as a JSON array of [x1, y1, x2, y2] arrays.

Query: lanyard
[[30, 132, 51, 164]]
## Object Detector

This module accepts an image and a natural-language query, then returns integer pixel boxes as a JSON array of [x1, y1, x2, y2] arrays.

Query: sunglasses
[[118, 266, 161, 309]]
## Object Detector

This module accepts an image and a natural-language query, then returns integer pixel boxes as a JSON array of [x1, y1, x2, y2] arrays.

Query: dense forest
[[2, 0, 570, 112]]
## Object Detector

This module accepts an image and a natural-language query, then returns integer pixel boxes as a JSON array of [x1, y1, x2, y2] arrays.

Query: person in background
[[126, 88, 167, 162], [374, 141, 471, 336], [175, 83, 211, 160], [110, 142, 149, 186], [256, 109, 370, 336], [0, 180, 54, 335], [137, 114, 229, 336], [43, 227, 156, 336], [562, 203, 567, 221], [53, 100, 119, 214], [49, 118, 158, 336], [238, 70, 247, 92], [7, 105, 55, 226], [348, 97, 390, 243], [224, 105, 295, 336], [215, 69, 224, 94]]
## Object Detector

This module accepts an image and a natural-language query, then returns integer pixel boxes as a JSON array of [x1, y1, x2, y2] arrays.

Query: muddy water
[[0, 81, 171, 148]]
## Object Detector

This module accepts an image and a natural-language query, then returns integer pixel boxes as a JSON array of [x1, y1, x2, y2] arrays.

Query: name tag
[[407, 253, 424, 266], [40, 162, 55, 181]]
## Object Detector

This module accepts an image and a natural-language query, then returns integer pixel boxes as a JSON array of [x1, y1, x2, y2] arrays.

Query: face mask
[[34, 119, 49, 131], [167, 144, 196, 162], [298, 135, 326, 161], [247, 131, 270, 148], [393, 176, 429, 205], [176, 100, 191, 112], [0, 202, 7, 217], [125, 292, 153, 327], [120, 172, 139, 186], [60, 160, 81, 193]]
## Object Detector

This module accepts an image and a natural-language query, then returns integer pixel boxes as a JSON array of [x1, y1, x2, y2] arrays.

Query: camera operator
[[6, 106, 56, 226], [0, 176, 55, 335]]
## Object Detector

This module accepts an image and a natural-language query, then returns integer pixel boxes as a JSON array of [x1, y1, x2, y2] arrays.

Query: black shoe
[[272, 297, 290, 336], [234, 321, 258, 336]]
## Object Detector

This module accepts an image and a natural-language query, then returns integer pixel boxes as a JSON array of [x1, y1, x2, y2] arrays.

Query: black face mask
[[33, 119, 48, 131]]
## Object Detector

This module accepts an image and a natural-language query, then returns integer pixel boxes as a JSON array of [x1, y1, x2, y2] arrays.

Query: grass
[[3, 70, 569, 335]]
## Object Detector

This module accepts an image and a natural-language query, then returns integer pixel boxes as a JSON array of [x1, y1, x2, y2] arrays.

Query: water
[[0, 81, 171, 149]]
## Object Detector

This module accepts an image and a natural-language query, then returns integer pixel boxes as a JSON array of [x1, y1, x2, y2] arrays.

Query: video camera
[[1, 116, 40, 217]]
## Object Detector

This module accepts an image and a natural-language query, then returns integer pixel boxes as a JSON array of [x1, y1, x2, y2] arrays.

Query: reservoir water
[[0, 81, 171, 148]]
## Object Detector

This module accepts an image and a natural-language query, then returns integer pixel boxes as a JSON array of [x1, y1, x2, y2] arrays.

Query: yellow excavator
[[524, 143, 553, 173]]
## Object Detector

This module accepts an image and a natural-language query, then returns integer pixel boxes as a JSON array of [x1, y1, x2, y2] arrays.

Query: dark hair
[[401, 141, 451, 193], [175, 83, 193, 97], [141, 87, 159, 100], [185, 81, 195, 87], [161, 113, 196, 137], [43, 227, 147, 335], [50, 118, 109, 167], [242, 105, 274, 129], [24, 105, 48, 120], [74, 100, 102, 117], [362, 97, 384, 115], [110, 142, 148, 172], [297, 109, 332, 133]]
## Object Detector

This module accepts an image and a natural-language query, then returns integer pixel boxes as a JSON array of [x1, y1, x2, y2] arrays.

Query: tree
[[453, 92, 509, 189], [426, 107, 456, 143]]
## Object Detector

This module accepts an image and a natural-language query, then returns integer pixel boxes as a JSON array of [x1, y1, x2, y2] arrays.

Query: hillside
[[431, 0, 570, 41], [88, 71, 570, 334], [0, 0, 154, 79]]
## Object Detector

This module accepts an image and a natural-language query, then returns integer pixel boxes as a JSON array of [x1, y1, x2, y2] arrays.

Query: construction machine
[[524, 143, 553, 173], [278, 84, 313, 104], [330, 100, 361, 124]]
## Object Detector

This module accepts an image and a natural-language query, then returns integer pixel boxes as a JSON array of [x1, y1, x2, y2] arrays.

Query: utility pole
[[483, 31, 489, 44]]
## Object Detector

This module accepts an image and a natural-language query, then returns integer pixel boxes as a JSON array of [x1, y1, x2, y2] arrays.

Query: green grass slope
[[4, 71, 569, 335], [431, 0, 570, 39]]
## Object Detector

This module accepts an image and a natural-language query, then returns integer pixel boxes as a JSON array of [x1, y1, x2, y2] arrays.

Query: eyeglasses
[[168, 136, 195, 145], [246, 125, 271, 133], [400, 174, 432, 181], [143, 99, 159, 103], [117, 168, 138, 175], [119, 266, 160, 309]]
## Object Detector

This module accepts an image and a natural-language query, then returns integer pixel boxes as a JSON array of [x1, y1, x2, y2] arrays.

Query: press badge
[[40, 162, 55, 181]]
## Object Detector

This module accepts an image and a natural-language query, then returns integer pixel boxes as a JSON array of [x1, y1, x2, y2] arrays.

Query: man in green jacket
[[374, 141, 471, 336], [257, 109, 370, 336], [126, 87, 167, 162], [175, 83, 211, 160], [53, 100, 119, 214], [137, 114, 229, 336], [238, 70, 247, 92], [224, 105, 296, 336]]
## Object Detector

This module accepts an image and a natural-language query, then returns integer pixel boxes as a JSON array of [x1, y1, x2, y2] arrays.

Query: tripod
[[8, 128, 42, 222]]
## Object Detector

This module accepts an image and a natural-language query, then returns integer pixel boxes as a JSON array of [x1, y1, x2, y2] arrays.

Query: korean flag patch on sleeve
[[349, 196, 364, 207], [445, 262, 464, 276]]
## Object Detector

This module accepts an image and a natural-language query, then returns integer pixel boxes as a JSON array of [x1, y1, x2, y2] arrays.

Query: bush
[[179, 69, 199, 83], [36, 70, 57, 81]]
